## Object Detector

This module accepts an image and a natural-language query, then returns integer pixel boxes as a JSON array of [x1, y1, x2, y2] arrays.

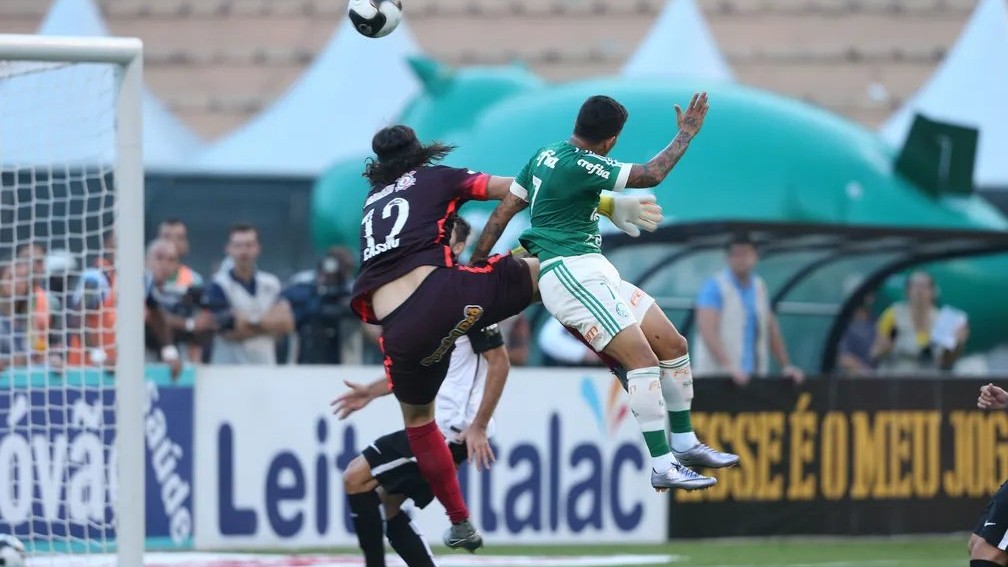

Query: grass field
[[43, 536, 968, 567], [420, 534, 968, 566]]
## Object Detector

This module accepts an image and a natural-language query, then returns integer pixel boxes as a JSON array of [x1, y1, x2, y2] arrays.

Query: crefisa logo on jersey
[[578, 158, 611, 180]]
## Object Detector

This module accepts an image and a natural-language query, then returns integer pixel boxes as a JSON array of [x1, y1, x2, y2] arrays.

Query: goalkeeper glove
[[599, 192, 663, 237]]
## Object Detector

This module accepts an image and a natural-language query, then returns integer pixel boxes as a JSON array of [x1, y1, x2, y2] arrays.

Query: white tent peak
[[880, 0, 1008, 188], [192, 18, 422, 176], [622, 0, 733, 81], [36, 0, 204, 171], [39, 0, 107, 35]]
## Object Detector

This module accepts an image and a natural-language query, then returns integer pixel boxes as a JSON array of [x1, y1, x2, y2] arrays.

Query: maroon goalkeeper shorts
[[379, 254, 533, 405]]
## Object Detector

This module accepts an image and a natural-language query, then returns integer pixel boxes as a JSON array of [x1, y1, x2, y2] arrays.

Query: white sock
[[671, 432, 700, 452], [660, 355, 700, 452], [626, 367, 678, 473], [652, 453, 677, 473]]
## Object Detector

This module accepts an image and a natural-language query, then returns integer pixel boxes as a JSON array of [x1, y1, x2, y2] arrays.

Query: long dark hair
[[363, 125, 456, 188]]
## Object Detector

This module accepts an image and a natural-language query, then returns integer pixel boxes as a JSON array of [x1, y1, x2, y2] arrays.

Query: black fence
[[673, 376, 1004, 537]]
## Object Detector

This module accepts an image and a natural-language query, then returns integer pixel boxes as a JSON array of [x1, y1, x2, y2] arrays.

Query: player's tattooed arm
[[626, 92, 709, 189], [471, 192, 528, 264]]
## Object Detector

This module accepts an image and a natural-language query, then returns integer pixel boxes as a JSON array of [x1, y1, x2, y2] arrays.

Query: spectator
[[0, 260, 33, 370], [157, 219, 209, 361], [693, 233, 804, 385], [16, 242, 53, 355], [67, 229, 118, 369], [204, 224, 294, 364], [143, 239, 185, 378], [837, 292, 878, 375], [282, 247, 357, 364], [872, 271, 968, 374]]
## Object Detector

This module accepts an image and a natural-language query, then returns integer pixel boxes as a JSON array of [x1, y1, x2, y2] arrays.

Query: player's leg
[[378, 490, 438, 567], [396, 398, 478, 550], [379, 278, 482, 552], [539, 254, 714, 490], [343, 455, 386, 567], [971, 482, 1008, 565], [385, 253, 535, 551], [351, 430, 452, 567], [627, 282, 739, 469]]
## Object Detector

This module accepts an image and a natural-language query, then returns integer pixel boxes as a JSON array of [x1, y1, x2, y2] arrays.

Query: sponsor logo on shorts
[[615, 302, 629, 318], [584, 326, 600, 343], [421, 305, 485, 366], [630, 289, 644, 306]]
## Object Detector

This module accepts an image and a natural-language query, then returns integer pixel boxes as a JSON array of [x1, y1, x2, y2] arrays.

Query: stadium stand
[[0, 0, 976, 138]]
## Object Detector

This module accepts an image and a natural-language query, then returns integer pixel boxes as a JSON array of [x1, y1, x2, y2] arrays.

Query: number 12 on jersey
[[362, 197, 410, 261]]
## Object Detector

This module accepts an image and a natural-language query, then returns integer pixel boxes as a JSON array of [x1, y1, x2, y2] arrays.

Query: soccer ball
[[348, 0, 403, 38], [0, 535, 26, 567]]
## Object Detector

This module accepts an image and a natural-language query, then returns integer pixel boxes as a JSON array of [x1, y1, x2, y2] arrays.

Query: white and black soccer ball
[[348, 0, 403, 38], [0, 535, 25, 567]]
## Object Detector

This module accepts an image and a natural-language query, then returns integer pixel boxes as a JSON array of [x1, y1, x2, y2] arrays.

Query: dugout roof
[[598, 220, 1008, 374]]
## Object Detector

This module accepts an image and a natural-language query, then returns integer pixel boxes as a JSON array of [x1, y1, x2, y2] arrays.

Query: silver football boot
[[443, 519, 483, 553], [651, 463, 717, 492], [672, 442, 741, 469]]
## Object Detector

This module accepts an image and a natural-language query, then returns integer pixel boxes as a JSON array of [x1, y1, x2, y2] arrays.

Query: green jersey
[[512, 141, 632, 261]]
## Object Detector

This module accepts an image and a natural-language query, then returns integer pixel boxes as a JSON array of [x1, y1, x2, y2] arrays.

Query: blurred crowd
[[539, 233, 972, 380], [0, 223, 972, 380]]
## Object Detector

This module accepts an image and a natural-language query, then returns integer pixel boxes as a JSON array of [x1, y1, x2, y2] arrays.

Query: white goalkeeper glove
[[608, 192, 663, 237]]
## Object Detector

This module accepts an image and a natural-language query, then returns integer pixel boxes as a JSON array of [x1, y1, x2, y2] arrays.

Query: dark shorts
[[362, 430, 468, 508], [380, 254, 533, 405], [975, 479, 1008, 550]]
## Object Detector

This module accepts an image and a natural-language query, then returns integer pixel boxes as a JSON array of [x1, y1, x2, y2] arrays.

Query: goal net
[[0, 36, 145, 566]]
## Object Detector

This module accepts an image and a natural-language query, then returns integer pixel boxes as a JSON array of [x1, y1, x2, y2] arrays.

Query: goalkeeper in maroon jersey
[[350, 125, 664, 552]]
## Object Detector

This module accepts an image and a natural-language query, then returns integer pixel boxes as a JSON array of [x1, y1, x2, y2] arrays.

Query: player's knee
[[400, 401, 436, 428], [971, 534, 983, 555], [669, 332, 688, 358], [606, 328, 659, 369], [343, 455, 374, 494], [381, 491, 406, 519], [970, 537, 1008, 563]]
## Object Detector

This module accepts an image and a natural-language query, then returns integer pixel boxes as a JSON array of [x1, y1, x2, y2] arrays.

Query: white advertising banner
[[194, 365, 667, 548]]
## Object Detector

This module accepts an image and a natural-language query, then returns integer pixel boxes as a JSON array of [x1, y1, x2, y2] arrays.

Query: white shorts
[[538, 254, 656, 351]]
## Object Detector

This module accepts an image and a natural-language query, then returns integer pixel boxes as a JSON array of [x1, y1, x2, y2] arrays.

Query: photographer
[[282, 248, 358, 364], [203, 224, 294, 365], [156, 218, 210, 362]]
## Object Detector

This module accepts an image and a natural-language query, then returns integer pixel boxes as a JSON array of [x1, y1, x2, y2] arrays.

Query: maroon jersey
[[351, 165, 490, 323]]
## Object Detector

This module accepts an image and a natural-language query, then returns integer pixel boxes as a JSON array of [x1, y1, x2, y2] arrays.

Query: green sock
[[642, 430, 671, 458], [668, 410, 693, 434]]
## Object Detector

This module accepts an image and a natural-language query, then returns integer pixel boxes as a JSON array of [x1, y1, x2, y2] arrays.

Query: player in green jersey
[[472, 93, 738, 491]]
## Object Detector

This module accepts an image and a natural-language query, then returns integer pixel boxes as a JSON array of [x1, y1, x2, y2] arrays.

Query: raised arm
[[471, 192, 528, 264], [626, 92, 709, 189]]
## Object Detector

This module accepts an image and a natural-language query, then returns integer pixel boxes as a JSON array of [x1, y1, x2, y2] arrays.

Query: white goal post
[[0, 34, 144, 567]]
